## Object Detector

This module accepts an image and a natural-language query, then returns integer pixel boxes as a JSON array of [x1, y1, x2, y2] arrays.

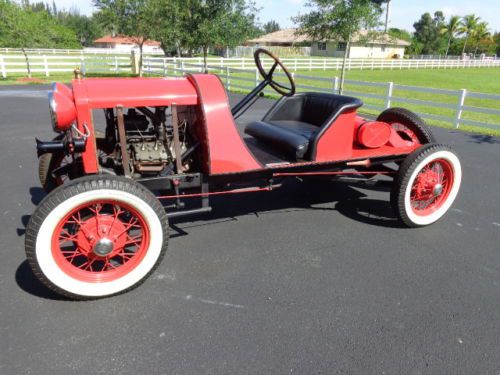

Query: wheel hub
[[433, 183, 443, 196], [76, 214, 127, 256], [92, 238, 114, 257]]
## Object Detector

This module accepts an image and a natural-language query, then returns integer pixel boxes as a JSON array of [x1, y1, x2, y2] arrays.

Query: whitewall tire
[[391, 144, 462, 227], [25, 175, 169, 299]]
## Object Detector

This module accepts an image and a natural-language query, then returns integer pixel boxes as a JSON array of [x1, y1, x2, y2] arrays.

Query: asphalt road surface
[[1, 85, 499, 375]]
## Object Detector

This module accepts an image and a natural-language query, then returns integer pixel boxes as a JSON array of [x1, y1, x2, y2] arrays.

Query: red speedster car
[[26, 49, 462, 299]]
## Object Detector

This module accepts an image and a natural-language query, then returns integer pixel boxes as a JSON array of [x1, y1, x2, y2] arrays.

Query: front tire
[[391, 144, 462, 227], [25, 175, 169, 299]]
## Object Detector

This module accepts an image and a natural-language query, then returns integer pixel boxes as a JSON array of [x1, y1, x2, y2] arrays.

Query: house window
[[381, 45, 386, 52], [337, 42, 347, 51], [318, 42, 327, 51]]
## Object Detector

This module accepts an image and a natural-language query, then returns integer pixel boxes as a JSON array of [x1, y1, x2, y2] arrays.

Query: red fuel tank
[[356, 121, 392, 149]]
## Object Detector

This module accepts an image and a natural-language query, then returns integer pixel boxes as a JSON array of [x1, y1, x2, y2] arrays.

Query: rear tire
[[25, 175, 169, 300], [377, 107, 435, 145], [391, 144, 461, 227]]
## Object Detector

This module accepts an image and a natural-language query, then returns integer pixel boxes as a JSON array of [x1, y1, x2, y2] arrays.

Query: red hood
[[72, 77, 199, 109]]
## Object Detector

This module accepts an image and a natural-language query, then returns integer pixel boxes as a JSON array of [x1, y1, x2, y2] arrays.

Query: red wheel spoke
[[52, 199, 150, 283]]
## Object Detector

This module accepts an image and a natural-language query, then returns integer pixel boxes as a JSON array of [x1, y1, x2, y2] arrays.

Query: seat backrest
[[264, 93, 362, 128]]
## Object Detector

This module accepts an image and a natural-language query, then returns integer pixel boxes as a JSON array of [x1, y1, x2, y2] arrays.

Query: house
[[92, 35, 163, 54], [246, 28, 410, 58]]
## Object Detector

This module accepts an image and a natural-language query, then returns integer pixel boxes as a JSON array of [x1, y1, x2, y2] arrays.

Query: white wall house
[[248, 29, 409, 59], [91, 35, 163, 54], [311, 41, 407, 58]]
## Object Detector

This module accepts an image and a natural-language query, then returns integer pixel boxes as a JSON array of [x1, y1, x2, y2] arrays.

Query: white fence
[[142, 58, 500, 131], [0, 54, 132, 77], [0, 52, 498, 131], [1, 53, 500, 78], [148, 56, 500, 71], [0, 47, 161, 56]]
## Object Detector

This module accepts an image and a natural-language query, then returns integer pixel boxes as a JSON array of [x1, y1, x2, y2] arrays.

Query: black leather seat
[[245, 93, 362, 160], [245, 120, 318, 159]]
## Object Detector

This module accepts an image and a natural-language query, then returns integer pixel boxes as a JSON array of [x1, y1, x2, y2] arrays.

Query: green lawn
[[220, 67, 500, 136]]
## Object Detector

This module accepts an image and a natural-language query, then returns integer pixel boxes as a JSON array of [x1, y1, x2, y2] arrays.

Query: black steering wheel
[[254, 49, 296, 97]]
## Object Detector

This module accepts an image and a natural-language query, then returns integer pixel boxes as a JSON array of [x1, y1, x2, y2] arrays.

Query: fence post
[[226, 66, 231, 91], [385, 82, 394, 109], [42, 55, 49, 77], [454, 89, 467, 129], [333, 76, 339, 93], [0, 56, 6, 78], [80, 57, 86, 76], [163, 59, 167, 76], [114, 56, 118, 73]]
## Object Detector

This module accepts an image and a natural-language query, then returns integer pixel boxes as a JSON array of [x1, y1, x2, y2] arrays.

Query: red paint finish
[[314, 109, 357, 162], [188, 74, 262, 174], [51, 200, 150, 283], [53, 82, 74, 100], [50, 91, 77, 131], [72, 79, 99, 173], [70, 76, 199, 173], [78, 77, 198, 108], [356, 121, 392, 149], [351, 144, 419, 159]]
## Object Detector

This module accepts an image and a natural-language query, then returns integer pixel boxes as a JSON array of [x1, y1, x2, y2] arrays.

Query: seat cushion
[[245, 120, 318, 160]]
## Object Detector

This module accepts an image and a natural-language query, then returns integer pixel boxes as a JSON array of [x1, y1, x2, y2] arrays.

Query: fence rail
[[142, 58, 500, 131], [149, 56, 500, 71], [1, 53, 499, 79], [0, 52, 498, 131], [0, 54, 131, 77]]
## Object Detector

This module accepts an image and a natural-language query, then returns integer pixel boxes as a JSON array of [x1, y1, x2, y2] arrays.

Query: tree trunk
[[22, 48, 31, 78], [445, 35, 451, 57], [176, 42, 181, 58], [139, 43, 144, 77], [338, 38, 350, 94], [461, 35, 468, 55], [203, 45, 208, 73]]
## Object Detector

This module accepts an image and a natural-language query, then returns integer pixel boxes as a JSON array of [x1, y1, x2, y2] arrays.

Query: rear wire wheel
[[377, 107, 435, 146], [391, 144, 462, 227], [25, 175, 169, 299]]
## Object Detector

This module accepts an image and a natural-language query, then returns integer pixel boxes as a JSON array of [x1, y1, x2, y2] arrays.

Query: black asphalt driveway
[[1, 85, 499, 374]]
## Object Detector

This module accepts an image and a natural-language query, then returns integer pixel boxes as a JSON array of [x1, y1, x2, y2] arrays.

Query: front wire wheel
[[25, 175, 169, 299], [391, 144, 462, 227]]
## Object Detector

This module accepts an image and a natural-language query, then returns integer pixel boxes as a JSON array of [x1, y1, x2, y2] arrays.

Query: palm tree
[[440, 15, 461, 57], [472, 22, 491, 56], [459, 14, 480, 55]]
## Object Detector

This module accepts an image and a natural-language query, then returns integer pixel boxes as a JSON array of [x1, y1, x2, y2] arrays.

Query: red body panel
[[314, 110, 357, 162], [72, 79, 99, 173], [68, 74, 420, 176], [72, 77, 198, 173], [77, 77, 198, 108], [188, 74, 262, 174]]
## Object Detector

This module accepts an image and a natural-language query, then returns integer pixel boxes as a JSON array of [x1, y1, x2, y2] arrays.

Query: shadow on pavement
[[15, 261, 68, 301], [464, 133, 500, 144], [17, 178, 399, 299]]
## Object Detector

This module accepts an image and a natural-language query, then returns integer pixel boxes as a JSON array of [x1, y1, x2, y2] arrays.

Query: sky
[[38, 0, 500, 32]]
